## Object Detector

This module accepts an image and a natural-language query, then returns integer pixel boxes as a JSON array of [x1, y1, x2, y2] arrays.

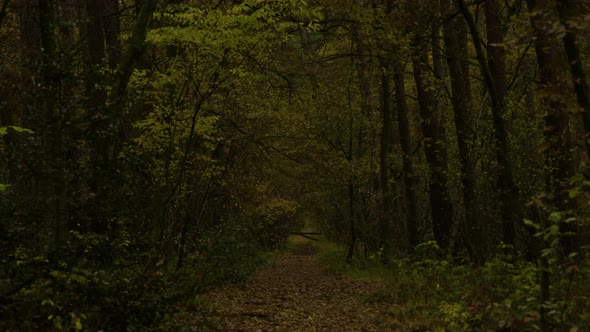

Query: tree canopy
[[1, 0, 589, 330]]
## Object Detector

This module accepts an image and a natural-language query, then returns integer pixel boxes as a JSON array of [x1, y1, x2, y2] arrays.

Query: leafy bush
[[0, 218, 270, 331], [374, 253, 589, 330], [315, 238, 590, 331]]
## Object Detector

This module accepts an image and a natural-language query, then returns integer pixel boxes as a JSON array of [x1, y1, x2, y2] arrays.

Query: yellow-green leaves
[[149, 0, 323, 52], [0, 126, 33, 136]]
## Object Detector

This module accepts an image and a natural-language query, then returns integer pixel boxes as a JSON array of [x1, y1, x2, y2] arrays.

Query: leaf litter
[[204, 243, 403, 331]]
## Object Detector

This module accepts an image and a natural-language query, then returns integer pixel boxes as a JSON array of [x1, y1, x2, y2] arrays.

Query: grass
[[292, 235, 393, 282]]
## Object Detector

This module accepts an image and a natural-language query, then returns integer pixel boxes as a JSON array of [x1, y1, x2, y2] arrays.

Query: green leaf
[[0, 126, 34, 136], [548, 212, 562, 223], [523, 219, 540, 230], [0, 183, 10, 191], [42, 299, 55, 307], [564, 217, 577, 224]]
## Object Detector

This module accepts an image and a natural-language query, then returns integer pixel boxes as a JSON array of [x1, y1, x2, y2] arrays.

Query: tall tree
[[377, 0, 395, 261], [411, 1, 453, 251], [104, 0, 121, 69], [84, 0, 108, 200], [527, 0, 580, 256], [441, 0, 481, 260], [393, 58, 419, 248], [378, 58, 394, 260], [18, 0, 40, 130], [412, 40, 453, 250], [39, 0, 67, 247], [557, 0, 590, 145], [457, 0, 520, 250]]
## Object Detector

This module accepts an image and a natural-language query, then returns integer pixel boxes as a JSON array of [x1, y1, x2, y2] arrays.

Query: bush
[[0, 220, 270, 331], [370, 252, 590, 330]]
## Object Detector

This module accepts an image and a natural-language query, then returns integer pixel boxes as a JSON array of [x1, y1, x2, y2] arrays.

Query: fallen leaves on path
[[205, 243, 399, 331]]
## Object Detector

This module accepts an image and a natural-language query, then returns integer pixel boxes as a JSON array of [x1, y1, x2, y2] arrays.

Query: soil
[[205, 242, 397, 331]]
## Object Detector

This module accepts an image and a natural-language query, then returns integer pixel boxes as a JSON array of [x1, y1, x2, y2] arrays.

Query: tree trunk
[[376, 0, 396, 262], [104, 0, 122, 69], [85, 0, 105, 75], [527, 0, 580, 256], [84, 0, 107, 199], [379, 61, 393, 263], [18, 0, 40, 130], [393, 59, 419, 248], [458, 0, 520, 250], [39, 0, 67, 247], [484, 0, 520, 251], [557, 0, 590, 154], [441, 0, 481, 261], [412, 44, 453, 251], [107, 0, 157, 166], [346, 50, 357, 264], [110, 0, 157, 111], [346, 181, 356, 263], [527, 2, 581, 326], [355, 42, 377, 252]]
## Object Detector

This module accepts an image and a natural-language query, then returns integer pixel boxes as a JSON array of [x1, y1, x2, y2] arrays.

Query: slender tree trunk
[[413, 44, 453, 251], [458, 0, 520, 250], [106, 0, 157, 166], [432, 8, 445, 81], [393, 59, 419, 248], [483, 0, 519, 251], [346, 51, 357, 263], [346, 181, 356, 263], [110, 0, 157, 111], [85, 0, 106, 76], [355, 42, 377, 252], [104, 0, 122, 69], [379, 61, 393, 263], [441, 0, 481, 261], [557, 0, 590, 156], [39, 0, 67, 247], [18, 0, 40, 130], [375, 0, 395, 262], [300, 26, 319, 97], [84, 0, 107, 200]]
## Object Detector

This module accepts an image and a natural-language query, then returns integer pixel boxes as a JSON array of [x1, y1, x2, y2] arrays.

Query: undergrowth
[[0, 222, 275, 331], [314, 239, 590, 331]]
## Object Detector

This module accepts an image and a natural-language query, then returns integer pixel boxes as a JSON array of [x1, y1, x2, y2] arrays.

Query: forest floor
[[204, 236, 399, 331]]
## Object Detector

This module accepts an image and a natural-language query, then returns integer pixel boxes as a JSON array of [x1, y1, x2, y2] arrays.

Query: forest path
[[205, 239, 394, 331]]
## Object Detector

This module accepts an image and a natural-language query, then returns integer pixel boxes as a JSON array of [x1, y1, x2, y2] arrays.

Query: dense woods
[[1, 0, 589, 330]]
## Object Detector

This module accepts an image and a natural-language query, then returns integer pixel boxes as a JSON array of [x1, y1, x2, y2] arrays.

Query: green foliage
[[0, 126, 34, 136], [182, 222, 270, 292], [2, 0, 590, 329], [315, 237, 589, 330], [0, 221, 269, 331], [378, 254, 588, 330]]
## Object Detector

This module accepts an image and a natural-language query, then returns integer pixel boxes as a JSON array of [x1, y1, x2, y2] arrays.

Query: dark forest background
[[1, 0, 589, 330]]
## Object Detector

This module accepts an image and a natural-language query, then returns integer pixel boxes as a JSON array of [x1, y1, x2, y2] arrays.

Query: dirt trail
[[206, 242, 394, 331]]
